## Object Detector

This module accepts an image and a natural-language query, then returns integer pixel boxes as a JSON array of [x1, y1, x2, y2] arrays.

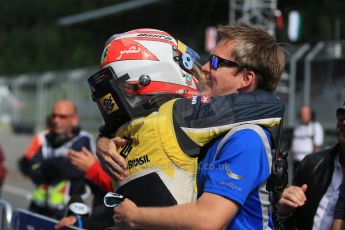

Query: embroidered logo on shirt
[[191, 95, 198, 105], [201, 96, 211, 104], [218, 180, 242, 191], [119, 136, 133, 158], [225, 165, 243, 180]]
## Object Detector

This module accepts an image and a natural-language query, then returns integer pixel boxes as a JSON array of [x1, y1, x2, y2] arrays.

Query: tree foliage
[[1, 0, 345, 75], [0, 0, 122, 75]]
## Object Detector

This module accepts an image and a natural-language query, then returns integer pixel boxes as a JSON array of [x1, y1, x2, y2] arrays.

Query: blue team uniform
[[198, 128, 273, 230]]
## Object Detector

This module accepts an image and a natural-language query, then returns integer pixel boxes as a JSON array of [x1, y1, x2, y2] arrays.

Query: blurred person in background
[[55, 147, 113, 230], [278, 102, 345, 230], [291, 105, 324, 172], [18, 100, 95, 220], [0, 143, 6, 195]]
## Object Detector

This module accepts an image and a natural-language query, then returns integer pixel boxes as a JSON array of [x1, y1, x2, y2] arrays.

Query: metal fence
[[10, 208, 83, 230], [1, 41, 345, 137], [278, 41, 345, 149], [0, 67, 102, 133], [0, 199, 12, 230], [303, 40, 345, 130]]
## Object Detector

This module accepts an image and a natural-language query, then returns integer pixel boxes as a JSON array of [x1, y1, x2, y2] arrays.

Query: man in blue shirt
[[198, 127, 273, 229], [111, 23, 285, 229]]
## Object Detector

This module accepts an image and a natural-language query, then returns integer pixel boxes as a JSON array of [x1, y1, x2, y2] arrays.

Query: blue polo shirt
[[198, 128, 273, 230]]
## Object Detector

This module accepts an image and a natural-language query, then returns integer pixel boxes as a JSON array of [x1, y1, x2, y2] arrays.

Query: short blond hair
[[218, 23, 285, 92]]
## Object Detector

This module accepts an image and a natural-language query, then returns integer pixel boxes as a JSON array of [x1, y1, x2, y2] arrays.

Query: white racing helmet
[[88, 28, 204, 130]]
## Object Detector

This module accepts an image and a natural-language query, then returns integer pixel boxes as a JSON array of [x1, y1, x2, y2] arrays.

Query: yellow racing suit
[[111, 90, 284, 206]]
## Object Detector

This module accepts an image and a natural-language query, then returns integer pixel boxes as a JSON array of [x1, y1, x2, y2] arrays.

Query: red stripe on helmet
[[127, 81, 199, 99], [100, 40, 159, 68], [114, 29, 176, 46]]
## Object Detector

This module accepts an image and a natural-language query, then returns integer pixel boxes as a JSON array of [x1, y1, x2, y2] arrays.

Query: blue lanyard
[[76, 215, 83, 229]]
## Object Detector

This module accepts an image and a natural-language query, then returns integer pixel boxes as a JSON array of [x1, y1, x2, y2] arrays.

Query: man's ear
[[241, 70, 256, 89]]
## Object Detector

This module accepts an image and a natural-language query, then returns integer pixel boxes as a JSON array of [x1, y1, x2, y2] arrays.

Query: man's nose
[[201, 62, 211, 80], [201, 62, 210, 72]]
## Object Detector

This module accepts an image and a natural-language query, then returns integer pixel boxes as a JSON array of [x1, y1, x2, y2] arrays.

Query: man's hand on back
[[96, 137, 128, 181]]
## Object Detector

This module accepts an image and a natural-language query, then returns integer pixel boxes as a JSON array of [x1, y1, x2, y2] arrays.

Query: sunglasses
[[209, 54, 264, 77], [103, 192, 125, 207], [52, 113, 73, 119], [209, 54, 240, 70]]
